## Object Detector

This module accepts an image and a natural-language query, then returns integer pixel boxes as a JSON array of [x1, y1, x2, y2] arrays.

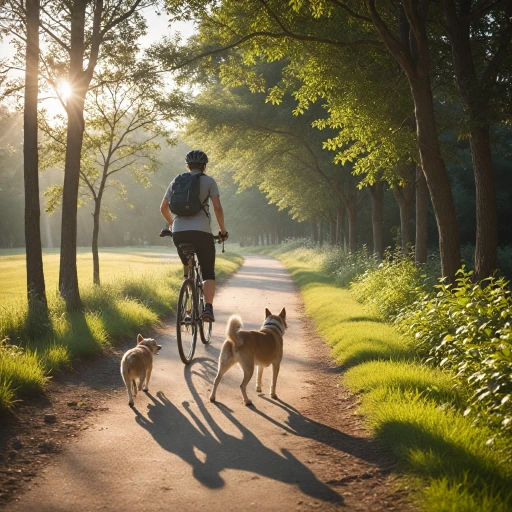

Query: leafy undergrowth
[[267, 251, 512, 512], [0, 253, 242, 413]]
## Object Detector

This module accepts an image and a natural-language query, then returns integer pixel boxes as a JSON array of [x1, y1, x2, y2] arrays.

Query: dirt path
[[2, 255, 410, 511]]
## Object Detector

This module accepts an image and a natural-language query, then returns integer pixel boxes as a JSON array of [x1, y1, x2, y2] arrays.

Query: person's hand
[[219, 230, 229, 242], [160, 228, 173, 237]]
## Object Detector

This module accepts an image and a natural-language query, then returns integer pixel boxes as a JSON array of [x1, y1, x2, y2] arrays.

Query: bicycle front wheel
[[176, 279, 198, 364]]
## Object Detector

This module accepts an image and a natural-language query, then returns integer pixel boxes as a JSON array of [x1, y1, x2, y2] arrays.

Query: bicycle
[[160, 228, 225, 364]]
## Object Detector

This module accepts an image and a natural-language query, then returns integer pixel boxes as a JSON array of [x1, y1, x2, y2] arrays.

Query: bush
[[397, 268, 512, 438], [351, 250, 425, 319], [322, 246, 379, 287]]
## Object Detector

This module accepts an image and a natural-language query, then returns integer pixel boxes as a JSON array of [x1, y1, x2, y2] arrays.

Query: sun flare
[[57, 80, 72, 101]]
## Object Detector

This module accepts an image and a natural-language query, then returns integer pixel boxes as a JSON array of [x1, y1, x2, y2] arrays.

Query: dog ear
[[137, 334, 144, 344], [265, 308, 271, 318], [279, 308, 286, 320]]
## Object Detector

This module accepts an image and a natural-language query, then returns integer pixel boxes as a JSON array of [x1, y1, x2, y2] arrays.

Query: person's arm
[[211, 195, 227, 235], [160, 197, 174, 228]]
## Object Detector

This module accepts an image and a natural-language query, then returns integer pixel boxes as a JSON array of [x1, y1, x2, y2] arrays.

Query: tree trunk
[[24, 0, 47, 311], [368, 182, 384, 259], [347, 200, 357, 253], [329, 214, 336, 246], [470, 125, 497, 279], [415, 165, 428, 265], [310, 217, 318, 243], [336, 205, 346, 247], [59, 97, 86, 309], [369, 2, 461, 281], [393, 166, 415, 253], [92, 201, 101, 286], [318, 220, 324, 246], [410, 79, 460, 280], [443, 1, 498, 280], [59, 0, 89, 310]]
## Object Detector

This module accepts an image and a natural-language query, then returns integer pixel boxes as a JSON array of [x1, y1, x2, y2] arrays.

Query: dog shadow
[[134, 358, 344, 504]]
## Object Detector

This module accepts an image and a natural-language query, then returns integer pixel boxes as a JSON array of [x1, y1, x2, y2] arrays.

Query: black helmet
[[185, 150, 208, 164]]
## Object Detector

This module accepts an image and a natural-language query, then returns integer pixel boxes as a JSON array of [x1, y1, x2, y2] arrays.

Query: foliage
[[276, 252, 512, 511], [39, 64, 182, 215], [185, 73, 349, 224], [322, 245, 379, 287], [350, 249, 425, 320], [397, 269, 512, 438]]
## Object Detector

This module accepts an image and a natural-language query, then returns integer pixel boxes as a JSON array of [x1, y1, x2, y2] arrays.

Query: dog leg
[[126, 380, 134, 407], [138, 370, 145, 392], [132, 379, 138, 398], [240, 362, 255, 406], [270, 362, 280, 399], [143, 367, 152, 392], [210, 351, 235, 402], [256, 365, 264, 393]]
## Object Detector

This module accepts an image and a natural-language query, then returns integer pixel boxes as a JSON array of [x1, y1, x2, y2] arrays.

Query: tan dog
[[120, 334, 162, 407], [210, 308, 287, 406]]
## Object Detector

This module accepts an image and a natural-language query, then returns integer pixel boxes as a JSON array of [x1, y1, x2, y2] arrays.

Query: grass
[[244, 246, 512, 512], [0, 246, 243, 414], [0, 246, 178, 305]]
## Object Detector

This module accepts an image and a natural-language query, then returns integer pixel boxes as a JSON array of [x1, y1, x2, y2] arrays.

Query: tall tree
[[24, 0, 47, 311], [165, 0, 462, 279], [185, 79, 360, 247], [56, 0, 155, 309], [41, 68, 181, 284], [442, 0, 512, 279]]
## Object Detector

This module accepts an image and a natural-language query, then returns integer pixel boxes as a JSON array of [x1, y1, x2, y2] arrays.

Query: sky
[[0, 6, 197, 115]]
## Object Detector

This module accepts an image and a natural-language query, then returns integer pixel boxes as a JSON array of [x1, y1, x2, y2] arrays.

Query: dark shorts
[[172, 230, 216, 280]]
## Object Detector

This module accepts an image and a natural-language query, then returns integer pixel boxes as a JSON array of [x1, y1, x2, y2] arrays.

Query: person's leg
[[203, 279, 215, 303], [195, 232, 216, 320], [172, 232, 191, 278]]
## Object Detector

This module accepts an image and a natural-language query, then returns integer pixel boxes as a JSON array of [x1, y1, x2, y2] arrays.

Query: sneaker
[[202, 304, 215, 322]]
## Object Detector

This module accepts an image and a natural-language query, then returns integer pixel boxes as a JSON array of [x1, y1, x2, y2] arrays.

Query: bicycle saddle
[[179, 243, 196, 255]]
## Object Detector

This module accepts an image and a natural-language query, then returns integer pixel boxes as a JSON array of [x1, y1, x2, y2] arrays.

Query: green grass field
[[0, 246, 179, 305], [0, 246, 243, 413]]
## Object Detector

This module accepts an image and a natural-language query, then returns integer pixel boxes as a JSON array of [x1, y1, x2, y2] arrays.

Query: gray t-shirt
[[164, 171, 219, 234]]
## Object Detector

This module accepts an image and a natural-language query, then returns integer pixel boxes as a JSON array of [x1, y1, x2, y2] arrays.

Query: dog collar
[[263, 319, 285, 336]]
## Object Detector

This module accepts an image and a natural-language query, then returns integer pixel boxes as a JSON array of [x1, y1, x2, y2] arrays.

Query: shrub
[[322, 246, 379, 287], [397, 268, 512, 437], [351, 250, 424, 319]]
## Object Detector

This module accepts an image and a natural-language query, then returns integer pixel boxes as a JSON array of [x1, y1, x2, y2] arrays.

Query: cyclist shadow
[[134, 357, 343, 504]]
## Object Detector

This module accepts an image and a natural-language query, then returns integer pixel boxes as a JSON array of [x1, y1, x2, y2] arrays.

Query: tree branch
[[482, 20, 512, 85], [328, 0, 372, 23]]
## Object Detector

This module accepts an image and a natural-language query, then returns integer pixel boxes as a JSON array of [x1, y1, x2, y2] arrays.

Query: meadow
[[0, 246, 243, 413], [0, 246, 179, 305]]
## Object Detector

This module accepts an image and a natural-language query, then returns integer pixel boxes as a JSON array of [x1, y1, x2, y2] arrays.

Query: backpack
[[168, 172, 209, 217]]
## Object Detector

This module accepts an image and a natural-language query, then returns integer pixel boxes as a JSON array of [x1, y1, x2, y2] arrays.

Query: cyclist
[[160, 150, 228, 322]]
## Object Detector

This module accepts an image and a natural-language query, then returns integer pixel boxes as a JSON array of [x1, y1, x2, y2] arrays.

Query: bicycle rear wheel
[[176, 279, 197, 364], [198, 294, 213, 344]]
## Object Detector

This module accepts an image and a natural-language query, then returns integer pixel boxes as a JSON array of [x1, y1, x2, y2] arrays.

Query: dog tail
[[226, 315, 243, 347]]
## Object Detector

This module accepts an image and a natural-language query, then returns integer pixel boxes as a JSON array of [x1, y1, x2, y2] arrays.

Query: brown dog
[[120, 334, 162, 407], [210, 308, 287, 406]]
